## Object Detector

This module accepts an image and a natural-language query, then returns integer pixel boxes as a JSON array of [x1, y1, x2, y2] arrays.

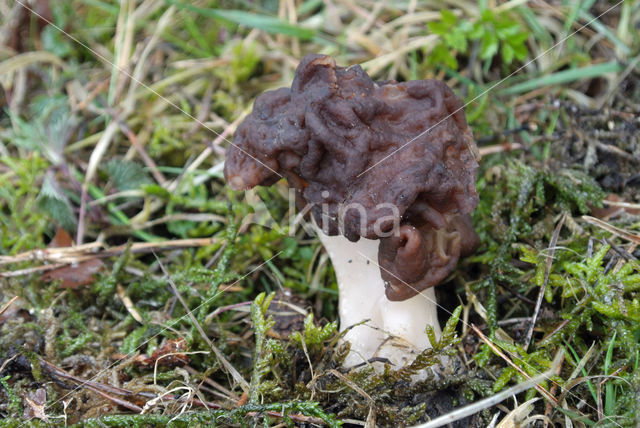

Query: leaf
[[469, 22, 485, 39], [512, 41, 529, 61], [495, 21, 521, 40], [480, 31, 498, 60], [41, 26, 73, 57], [41, 228, 104, 288], [427, 21, 449, 36], [48, 227, 73, 248], [105, 159, 151, 191], [142, 338, 190, 367], [37, 174, 77, 232], [502, 43, 515, 64], [445, 30, 468, 52], [510, 32, 530, 45], [7, 95, 76, 165], [440, 9, 457, 26], [429, 44, 458, 69], [23, 388, 48, 422], [458, 19, 473, 33], [42, 258, 104, 289]]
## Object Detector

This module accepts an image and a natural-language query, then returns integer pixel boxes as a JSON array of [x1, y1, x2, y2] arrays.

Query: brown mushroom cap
[[378, 214, 480, 300], [224, 54, 480, 300]]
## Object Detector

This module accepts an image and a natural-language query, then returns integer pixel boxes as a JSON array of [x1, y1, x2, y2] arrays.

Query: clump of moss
[[471, 159, 606, 334]]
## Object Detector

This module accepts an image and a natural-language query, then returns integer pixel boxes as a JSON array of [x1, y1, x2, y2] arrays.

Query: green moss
[[0, 376, 21, 416], [471, 159, 606, 334]]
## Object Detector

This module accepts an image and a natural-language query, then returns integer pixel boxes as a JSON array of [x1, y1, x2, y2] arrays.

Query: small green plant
[[428, 8, 529, 69], [249, 291, 276, 404], [291, 313, 338, 353], [214, 41, 262, 88]]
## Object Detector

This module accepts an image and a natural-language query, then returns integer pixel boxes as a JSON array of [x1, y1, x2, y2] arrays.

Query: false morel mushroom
[[225, 54, 480, 367]]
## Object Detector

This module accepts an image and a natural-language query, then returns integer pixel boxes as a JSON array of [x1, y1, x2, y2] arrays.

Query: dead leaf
[[114, 339, 191, 368], [23, 388, 48, 422], [144, 338, 190, 367], [47, 228, 73, 248], [41, 258, 103, 288], [41, 228, 104, 288]]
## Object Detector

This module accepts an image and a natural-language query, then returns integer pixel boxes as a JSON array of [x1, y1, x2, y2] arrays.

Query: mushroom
[[224, 54, 480, 367]]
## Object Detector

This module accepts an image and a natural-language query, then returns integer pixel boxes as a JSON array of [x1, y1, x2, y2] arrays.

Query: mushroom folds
[[225, 54, 480, 301]]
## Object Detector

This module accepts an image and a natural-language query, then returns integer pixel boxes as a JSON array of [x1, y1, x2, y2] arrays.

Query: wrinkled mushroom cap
[[225, 54, 480, 301]]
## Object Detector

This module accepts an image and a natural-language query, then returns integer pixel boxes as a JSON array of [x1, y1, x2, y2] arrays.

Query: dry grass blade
[[471, 325, 558, 404], [496, 398, 539, 428], [522, 213, 566, 348], [154, 253, 251, 393], [0, 296, 19, 317], [478, 142, 523, 157], [116, 283, 143, 323], [38, 358, 226, 412], [582, 215, 640, 244], [327, 369, 373, 404], [0, 50, 65, 74]]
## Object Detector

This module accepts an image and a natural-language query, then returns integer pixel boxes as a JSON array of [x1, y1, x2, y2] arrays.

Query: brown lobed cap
[[225, 54, 480, 301]]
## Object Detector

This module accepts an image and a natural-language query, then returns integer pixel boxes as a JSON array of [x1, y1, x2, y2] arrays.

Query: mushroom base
[[315, 227, 442, 368]]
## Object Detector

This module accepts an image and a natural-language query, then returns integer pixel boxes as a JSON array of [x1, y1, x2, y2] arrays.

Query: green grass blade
[[164, 0, 315, 40], [579, 10, 631, 55], [500, 61, 622, 95], [604, 331, 617, 416]]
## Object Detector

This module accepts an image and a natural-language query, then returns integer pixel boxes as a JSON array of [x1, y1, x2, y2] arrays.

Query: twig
[[118, 120, 166, 185], [0, 238, 222, 275], [76, 186, 89, 246], [478, 142, 523, 157], [523, 213, 565, 348], [86, 385, 143, 413], [0, 262, 69, 278], [41, 359, 143, 412]]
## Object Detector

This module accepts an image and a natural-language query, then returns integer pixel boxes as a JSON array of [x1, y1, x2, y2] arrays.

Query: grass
[[1, 0, 640, 426]]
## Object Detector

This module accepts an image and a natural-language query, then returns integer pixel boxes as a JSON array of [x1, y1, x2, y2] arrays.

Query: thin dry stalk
[[154, 254, 251, 393], [471, 324, 558, 404], [0, 295, 19, 317], [522, 213, 566, 348], [582, 215, 640, 244], [0, 237, 222, 273]]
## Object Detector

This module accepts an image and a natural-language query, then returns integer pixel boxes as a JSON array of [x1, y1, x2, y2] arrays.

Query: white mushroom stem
[[315, 227, 442, 368]]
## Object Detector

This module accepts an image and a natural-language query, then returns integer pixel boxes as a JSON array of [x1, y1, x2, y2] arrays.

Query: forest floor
[[0, 0, 639, 426]]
